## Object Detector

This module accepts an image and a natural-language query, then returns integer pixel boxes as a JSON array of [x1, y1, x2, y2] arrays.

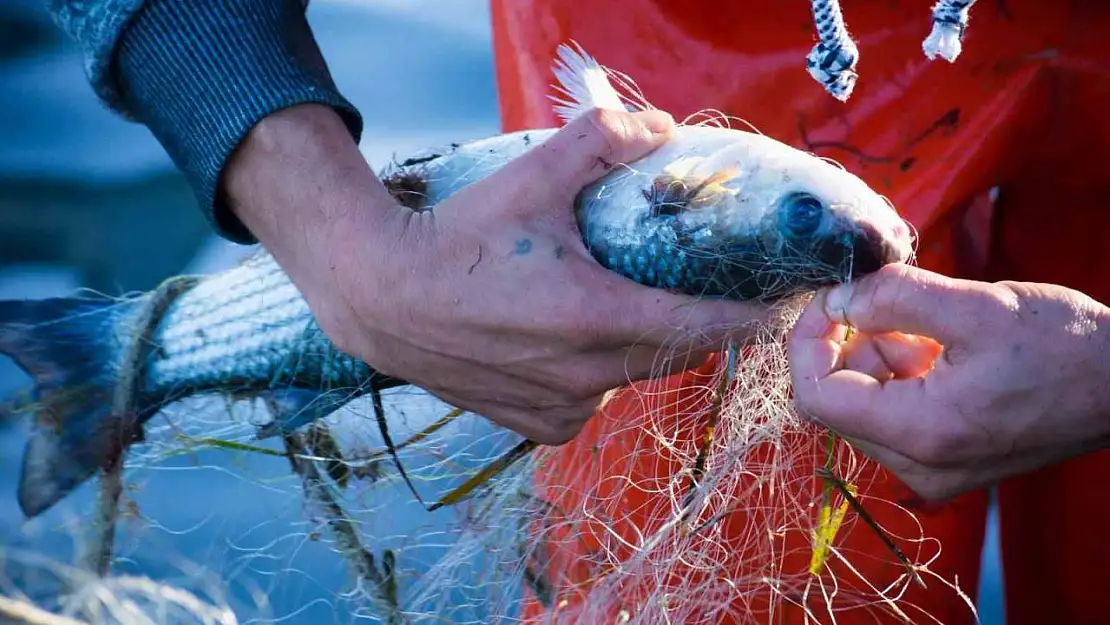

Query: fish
[[0, 42, 913, 520]]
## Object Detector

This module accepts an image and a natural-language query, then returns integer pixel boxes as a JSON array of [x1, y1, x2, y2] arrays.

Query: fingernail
[[824, 283, 852, 324], [638, 110, 675, 136]]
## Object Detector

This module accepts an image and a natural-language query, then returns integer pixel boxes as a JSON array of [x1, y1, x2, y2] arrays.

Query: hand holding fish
[[0, 44, 917, 518], [224, 103, 771, 445], [789, 263, 1110, 501]]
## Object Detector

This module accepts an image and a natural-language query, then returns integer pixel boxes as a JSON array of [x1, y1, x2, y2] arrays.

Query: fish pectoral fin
[[648, 168, 741, 217], [549, 41, 660, 124], [255, 388, 355, 440]]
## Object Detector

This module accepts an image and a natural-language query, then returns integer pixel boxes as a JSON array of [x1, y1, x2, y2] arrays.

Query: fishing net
[[0, 546, 237, 625], [2, 15, 988, 618], [4, 288, 976, 625]]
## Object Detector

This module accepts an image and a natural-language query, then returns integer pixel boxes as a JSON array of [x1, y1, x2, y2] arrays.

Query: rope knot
[[923, 0, 978, 62], [806, 39, 859, 102], [806, 0, 979, 101], [806, 0, 859, 102]]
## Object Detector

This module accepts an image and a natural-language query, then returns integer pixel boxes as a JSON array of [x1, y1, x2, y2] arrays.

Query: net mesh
[[6, 296, 975, 624]]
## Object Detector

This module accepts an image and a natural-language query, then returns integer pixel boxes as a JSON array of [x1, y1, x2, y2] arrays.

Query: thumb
[[824, 264, 988, 347], [506, 107, 675, 208]]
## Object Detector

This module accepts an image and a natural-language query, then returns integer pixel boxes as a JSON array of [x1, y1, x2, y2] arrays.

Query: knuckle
[[317, 317, 361, 358], [792, 394, 840, 429], [582, 108, 639, 157], [562, 372, 606, 400], [545, 356, 622, 400], [963, 283, 1022, 333], [989, 282, 1035, 324], [790, 388, 822, 418], [862, 266, 914, 320], [583, 107, 623, 137]]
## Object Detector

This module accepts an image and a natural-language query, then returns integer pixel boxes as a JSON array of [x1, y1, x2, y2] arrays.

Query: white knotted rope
[[807, 0, 979, 101], [805, 0, 859, 102], [922, 0, 979, 61]]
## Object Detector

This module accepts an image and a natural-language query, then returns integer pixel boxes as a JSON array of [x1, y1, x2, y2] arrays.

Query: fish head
[[636, 131, 915, 300], [548, 42, 912, 301], [758, 151, 914, 280]]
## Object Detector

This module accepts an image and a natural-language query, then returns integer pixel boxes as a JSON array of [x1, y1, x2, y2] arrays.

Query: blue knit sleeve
[[44, 0, 150, 116], [43, 0, 363, 244]]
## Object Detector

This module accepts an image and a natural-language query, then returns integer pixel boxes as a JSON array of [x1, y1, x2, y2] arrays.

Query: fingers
[[585, 276, 777, 354], [434, 387, 603, 446], [788, 289, 932, 445], [822, 433, 970, 502], [502, 344, 707, 408], [840, 333, 896, 381], [787, 289, 848, 392], [824, 264, 993, 347], [465, 345, 714, 446], [604, 342, 715, 386], [507, 108, 676, 208], [430, 341, 710, 446], [870, 332, 943, 378], [841, 331, 943, 380]]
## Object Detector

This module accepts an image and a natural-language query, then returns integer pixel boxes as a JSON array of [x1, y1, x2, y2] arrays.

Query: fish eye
[[779, 192, 825, 239]]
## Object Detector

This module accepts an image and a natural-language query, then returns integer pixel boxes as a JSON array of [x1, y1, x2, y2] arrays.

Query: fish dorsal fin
[[550, 41, 657, 124]]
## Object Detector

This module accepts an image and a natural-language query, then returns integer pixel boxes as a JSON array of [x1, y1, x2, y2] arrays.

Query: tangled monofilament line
[[7, 230, 963, 622], [0, 548, 238, 625], [55, 293, 971, 625], [807, 0, 979, 100]]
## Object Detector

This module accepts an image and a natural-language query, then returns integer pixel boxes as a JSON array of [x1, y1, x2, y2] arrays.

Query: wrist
[[222, 104, 403, 255]]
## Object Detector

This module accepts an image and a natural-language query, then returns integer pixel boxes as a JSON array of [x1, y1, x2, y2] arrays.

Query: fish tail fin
[[0, 296, 136, 518]]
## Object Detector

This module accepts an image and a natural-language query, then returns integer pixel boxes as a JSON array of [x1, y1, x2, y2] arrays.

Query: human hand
[[788, 263, 1110, 500], [226, 104, 772, 445]]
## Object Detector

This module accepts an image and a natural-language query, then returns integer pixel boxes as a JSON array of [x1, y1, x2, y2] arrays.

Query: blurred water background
[[0, 1, 1004, 622]]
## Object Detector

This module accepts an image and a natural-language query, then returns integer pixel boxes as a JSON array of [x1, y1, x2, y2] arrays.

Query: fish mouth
[[818, 222, 913, 282], [677, 221, 913, 302]]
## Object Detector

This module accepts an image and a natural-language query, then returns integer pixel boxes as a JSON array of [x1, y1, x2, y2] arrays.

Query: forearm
[[222, 103, 401, 261], [44, 0, 363, 244], [219, 102, 410, 356]]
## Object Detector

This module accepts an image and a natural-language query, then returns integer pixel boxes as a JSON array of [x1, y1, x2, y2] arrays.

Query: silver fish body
[[0, 252, 398, 518], [0, 44, 914, 519], [397, 124, 910, 300], [141, 253, 381, 397]]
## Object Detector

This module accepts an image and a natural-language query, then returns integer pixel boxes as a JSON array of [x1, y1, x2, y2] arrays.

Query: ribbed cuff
[[114, 0, 363, 244]]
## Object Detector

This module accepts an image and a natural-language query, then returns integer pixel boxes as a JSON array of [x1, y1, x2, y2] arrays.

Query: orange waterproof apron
[[490, 1, 1110, 623]]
